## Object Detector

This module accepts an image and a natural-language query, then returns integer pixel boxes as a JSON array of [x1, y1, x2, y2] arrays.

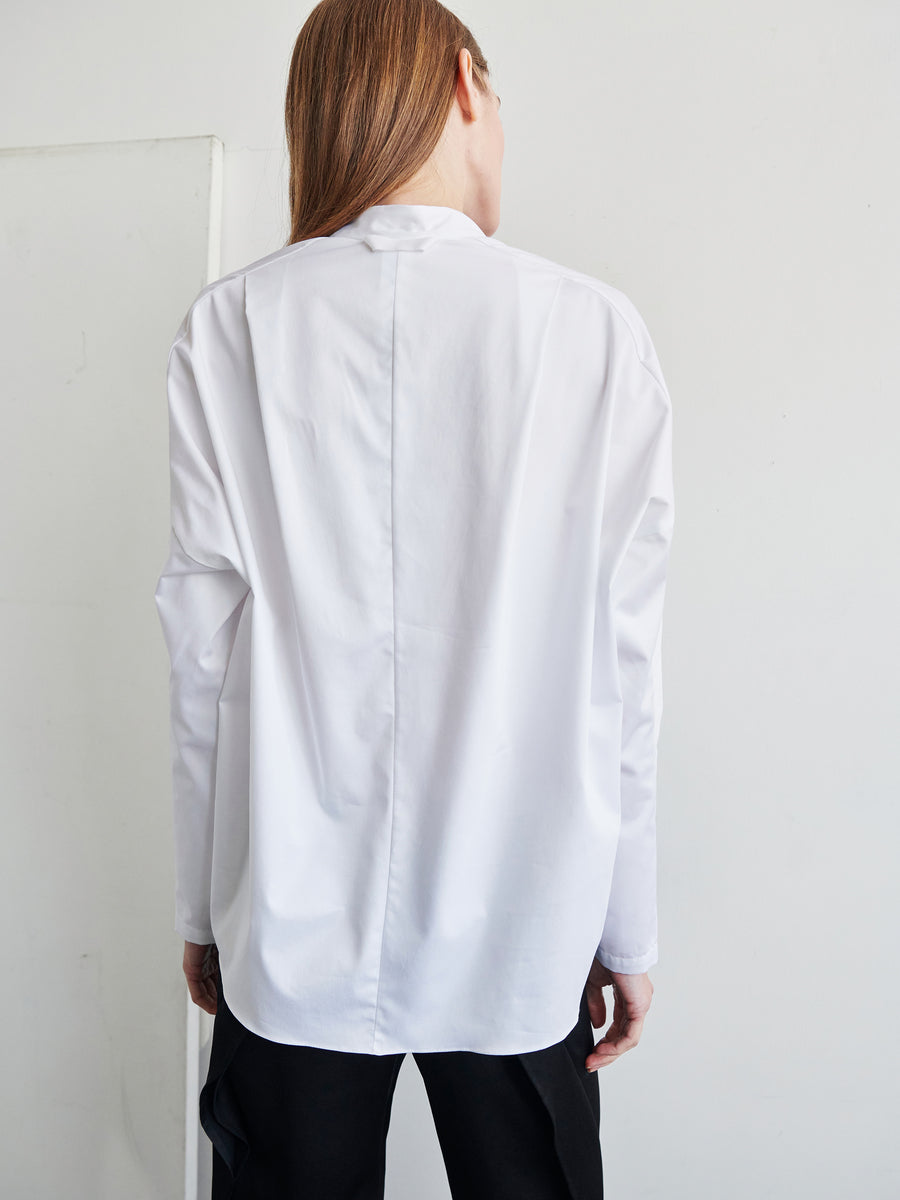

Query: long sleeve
[[153, 314, 250, 944], [595, 330, 675, 974]]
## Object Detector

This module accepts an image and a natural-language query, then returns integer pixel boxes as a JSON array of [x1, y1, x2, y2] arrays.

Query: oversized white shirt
[[153, 202, 674, 1055]]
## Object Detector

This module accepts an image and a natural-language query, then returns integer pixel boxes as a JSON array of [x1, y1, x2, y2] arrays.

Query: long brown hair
[[283, 0, 491, 244]]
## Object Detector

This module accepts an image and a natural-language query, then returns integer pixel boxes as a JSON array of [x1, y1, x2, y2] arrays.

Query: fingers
[[187, 974, 218, 1015], [583, 966, 654, 1071], [585, 988, 607, 1032], [583, 991, 648, 1071], [185, 967, 219, 1014], [182, 941, 219, 1014], [585, 1011, 645, 1070]]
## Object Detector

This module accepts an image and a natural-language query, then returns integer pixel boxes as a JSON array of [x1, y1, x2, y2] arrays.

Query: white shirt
[[153, 203, 675, 1054]]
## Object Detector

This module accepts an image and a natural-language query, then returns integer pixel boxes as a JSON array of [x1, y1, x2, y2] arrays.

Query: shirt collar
[[329, 203, 488, 251]]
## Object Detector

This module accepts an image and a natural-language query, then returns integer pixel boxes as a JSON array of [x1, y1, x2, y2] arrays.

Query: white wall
[[2, 1, 897, 1197]]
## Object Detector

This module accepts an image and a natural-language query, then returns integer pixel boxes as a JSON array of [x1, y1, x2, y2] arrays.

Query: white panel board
[[0, 135, 222, 1199]]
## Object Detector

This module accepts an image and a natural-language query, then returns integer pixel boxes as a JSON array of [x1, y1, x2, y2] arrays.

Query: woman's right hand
[[584, 956, 654, 1071]]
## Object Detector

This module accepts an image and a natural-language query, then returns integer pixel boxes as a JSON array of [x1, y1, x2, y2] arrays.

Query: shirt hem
[[220, 987, 585, 1056]]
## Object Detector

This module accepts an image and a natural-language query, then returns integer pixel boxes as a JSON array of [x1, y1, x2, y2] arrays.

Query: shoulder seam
[[169, 237, 324, 351], [480, 238, 664, 385]]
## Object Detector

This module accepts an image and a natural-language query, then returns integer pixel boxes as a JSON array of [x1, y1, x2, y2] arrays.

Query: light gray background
[[1, 1, 897, 1197]]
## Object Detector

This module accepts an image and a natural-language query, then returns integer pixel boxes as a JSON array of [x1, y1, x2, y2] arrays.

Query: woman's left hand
[[183, 940, 219, 1014]]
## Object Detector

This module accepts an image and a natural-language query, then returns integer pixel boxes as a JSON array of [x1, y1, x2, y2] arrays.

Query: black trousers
[[200, 970, 603, 1199]]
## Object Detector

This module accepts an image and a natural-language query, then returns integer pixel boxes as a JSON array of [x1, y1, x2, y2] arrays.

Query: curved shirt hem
[[220, 985, 587, 1057]]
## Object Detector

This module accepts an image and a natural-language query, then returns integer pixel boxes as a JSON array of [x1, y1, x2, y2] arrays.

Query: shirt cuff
[[595, 944, 658, 973], [175, 918, 215, 944]]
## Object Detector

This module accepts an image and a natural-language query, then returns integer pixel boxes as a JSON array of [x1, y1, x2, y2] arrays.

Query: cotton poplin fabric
[[153, 203, 675, 1054]]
